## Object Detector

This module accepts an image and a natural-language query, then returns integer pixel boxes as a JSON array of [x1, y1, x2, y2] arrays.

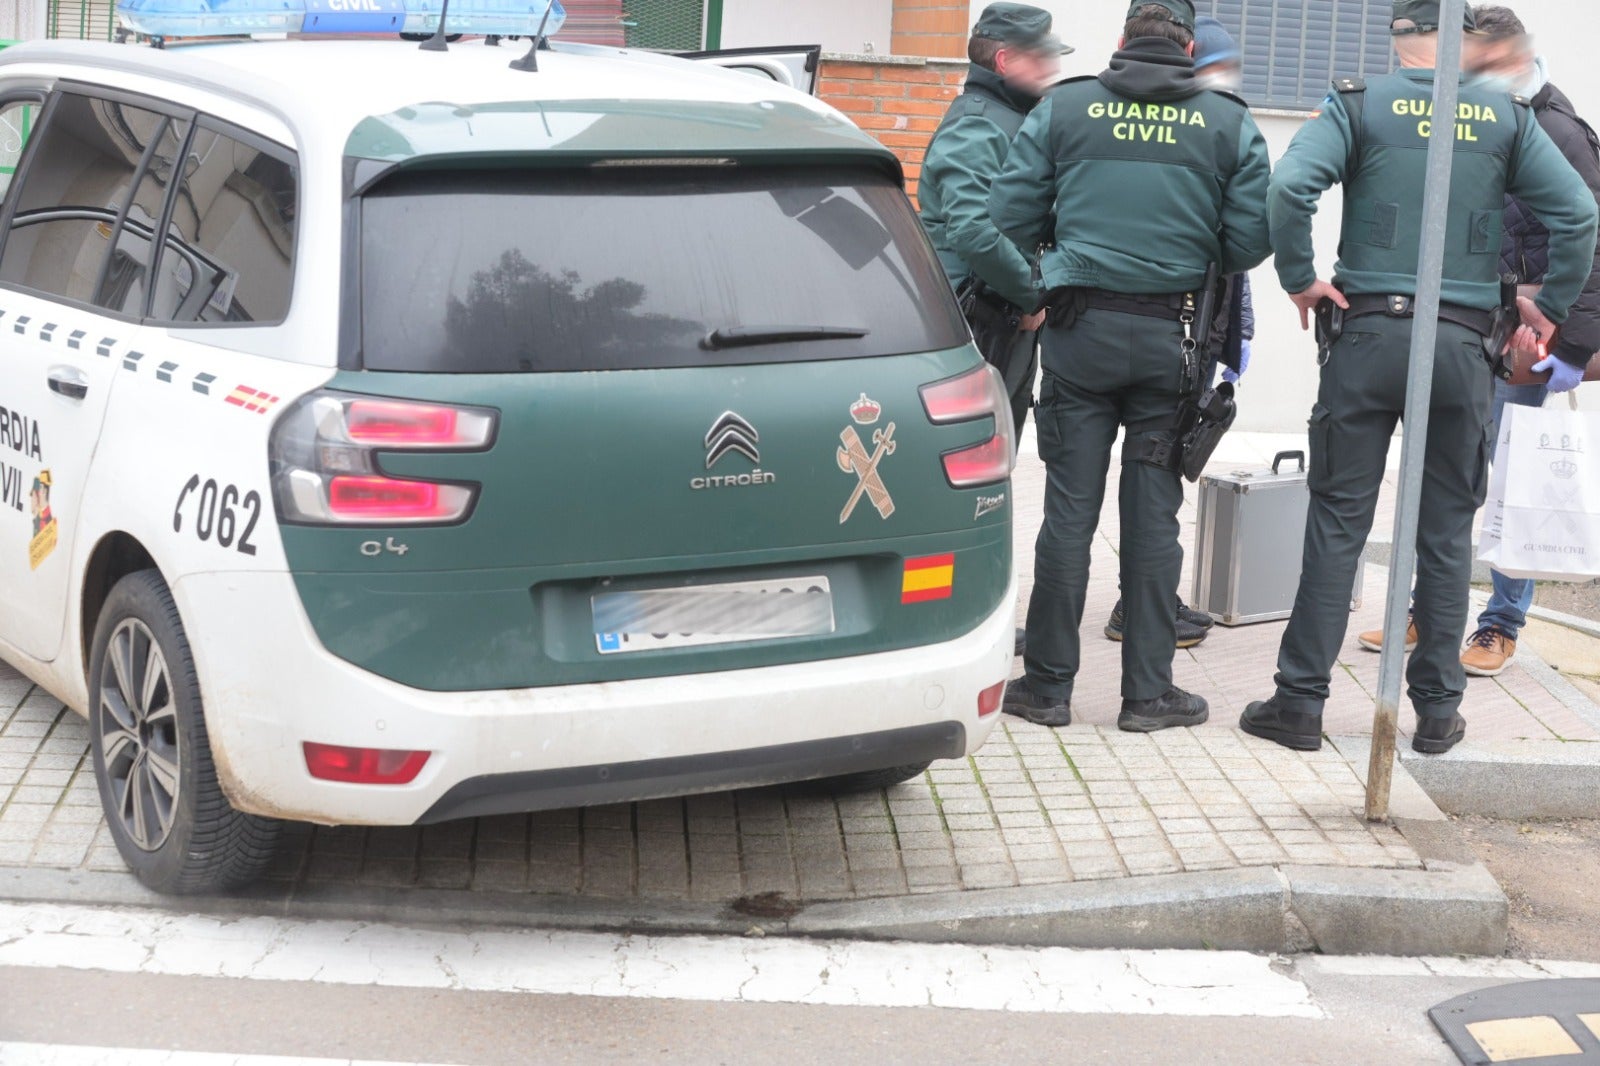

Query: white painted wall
[[0, 0, 49, 41], [719, 0, 891, 55]]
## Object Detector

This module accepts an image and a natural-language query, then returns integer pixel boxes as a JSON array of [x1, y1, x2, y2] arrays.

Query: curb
[[1346, 558, 1600, 819], [1402, 739, 1600, 820], [0, 743, 1508, 957]]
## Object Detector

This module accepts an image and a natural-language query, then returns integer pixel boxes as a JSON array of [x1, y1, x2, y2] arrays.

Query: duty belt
[[1079, 288, 1191, 322], [1341, 294, 1496, 337]]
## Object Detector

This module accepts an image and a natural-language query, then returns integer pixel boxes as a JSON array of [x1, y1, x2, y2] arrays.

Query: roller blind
[[1200, 0, 1395, 111]]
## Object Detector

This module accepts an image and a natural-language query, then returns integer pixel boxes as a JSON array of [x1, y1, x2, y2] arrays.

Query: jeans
[[1477, 380, 1548, 640]]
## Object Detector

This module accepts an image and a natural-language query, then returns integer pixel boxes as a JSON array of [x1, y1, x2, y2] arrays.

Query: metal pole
[[1366, 0, 1467, 821]]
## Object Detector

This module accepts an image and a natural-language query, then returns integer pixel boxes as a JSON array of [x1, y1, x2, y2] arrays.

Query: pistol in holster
[[1313, 295, 1345, 367], [1482, 273, 1520, 381], [1124, 264, 1237, 482]]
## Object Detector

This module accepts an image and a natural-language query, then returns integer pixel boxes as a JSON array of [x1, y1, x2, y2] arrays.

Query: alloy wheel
[[96, 618, 181, 852]]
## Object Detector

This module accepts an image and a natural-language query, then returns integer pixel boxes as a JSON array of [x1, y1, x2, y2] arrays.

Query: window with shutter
[[1200, 0, 1395, 110], [562, 0, 713, 50], [46, 0, 116, 41]]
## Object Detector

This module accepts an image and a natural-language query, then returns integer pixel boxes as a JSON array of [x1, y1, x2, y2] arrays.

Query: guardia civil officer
[[990, 0, 1272, 731], [1241, 0, 1599, 755], [920, 3, 1070, 440]]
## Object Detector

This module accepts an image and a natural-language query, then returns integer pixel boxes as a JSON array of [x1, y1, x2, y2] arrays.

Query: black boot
[[1118, 687, 1209, 732], [1105, 599, 1209, 649], [1002, 677, 1072, 728], [1240, 698, 1323, 751], [1412, 712, 1466, 755]]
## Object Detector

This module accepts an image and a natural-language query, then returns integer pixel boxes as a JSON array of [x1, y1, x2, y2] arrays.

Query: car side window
[[0, 99, 41, 204], [0, 93, 183, 311], [148, 122, 297, 325]]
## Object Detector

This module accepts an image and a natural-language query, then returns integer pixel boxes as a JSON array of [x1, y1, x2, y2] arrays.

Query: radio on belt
[[114, 0, 566, 38]]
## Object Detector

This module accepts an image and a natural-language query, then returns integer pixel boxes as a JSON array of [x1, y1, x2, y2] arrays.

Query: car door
[[679, 46, 822, 94], [0, 88, 190, 661]]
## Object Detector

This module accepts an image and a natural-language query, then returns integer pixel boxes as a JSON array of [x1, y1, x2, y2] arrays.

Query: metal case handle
[[1272, 451, 1306, 475]]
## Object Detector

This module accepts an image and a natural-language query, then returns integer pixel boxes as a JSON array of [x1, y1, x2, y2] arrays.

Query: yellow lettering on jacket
[[1394, 98, 1501, 123], [1090, 99, 1204, 142]]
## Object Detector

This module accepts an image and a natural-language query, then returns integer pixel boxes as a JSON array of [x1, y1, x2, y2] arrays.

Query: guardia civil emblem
[[837, 394, 895, 524]]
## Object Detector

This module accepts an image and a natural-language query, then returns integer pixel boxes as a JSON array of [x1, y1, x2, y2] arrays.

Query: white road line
[[0, 1045, 455, 1066], [0, 902, 1322, 1019]]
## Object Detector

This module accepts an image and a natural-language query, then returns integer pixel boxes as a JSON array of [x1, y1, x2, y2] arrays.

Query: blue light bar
[[114, 0, 566, 39]]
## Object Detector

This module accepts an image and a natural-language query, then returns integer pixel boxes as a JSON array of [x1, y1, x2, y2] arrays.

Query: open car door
[[679, 45, 822, 95]]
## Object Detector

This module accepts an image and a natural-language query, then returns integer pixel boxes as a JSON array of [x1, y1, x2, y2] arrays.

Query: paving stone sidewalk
[[0, 670, 1418, 903], [0, 429, 1587, 911]]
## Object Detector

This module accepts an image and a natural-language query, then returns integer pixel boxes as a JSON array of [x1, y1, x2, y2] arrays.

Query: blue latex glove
[[1533, 346, 1585, 393], [1222, 338, 1251, 385]]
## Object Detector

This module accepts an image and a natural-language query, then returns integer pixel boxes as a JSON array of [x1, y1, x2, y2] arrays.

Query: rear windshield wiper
[[702, 325, 870, 351]]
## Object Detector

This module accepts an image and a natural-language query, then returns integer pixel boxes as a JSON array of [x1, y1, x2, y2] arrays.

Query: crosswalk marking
[[0, 901, 1323, 1019]]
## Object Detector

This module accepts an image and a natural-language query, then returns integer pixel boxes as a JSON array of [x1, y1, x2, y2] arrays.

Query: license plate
[[593, 576, 834, 654]]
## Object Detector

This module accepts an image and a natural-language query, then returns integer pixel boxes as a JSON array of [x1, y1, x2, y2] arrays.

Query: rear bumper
[[174, 570, 1016, 826], [419, 721, 965, 823]]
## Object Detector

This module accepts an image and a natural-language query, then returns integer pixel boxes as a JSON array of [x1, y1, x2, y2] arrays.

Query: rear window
[[357, 165, 967, 373]]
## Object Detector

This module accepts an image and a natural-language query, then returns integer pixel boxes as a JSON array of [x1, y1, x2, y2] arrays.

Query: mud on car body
[[0, 2, 1017, 892]]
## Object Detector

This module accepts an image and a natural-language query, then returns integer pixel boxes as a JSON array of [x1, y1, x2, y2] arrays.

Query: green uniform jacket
[[919, 64, 1042, 309], [1270, 69, 1599, 331], [988, 37, 1273, 295]]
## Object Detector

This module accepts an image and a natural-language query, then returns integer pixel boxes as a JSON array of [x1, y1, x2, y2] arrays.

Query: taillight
[[271, 391, 497, 526], [920, 364, 1015, 488], [978, 680, 1006, 718], [303, 742, 430, 785]]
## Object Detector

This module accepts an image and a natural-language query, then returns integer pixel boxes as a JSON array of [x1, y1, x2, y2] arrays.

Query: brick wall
[[817, 54, 969, 208], [890, 0, 969, 59]]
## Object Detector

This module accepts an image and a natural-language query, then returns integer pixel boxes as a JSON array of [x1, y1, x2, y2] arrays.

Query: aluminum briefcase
[[1191, 451, 1363, 626]]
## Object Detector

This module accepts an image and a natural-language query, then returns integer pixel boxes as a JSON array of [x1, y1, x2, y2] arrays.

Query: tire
[[87, 569, 282, 894], [805, 762, 932, 795]]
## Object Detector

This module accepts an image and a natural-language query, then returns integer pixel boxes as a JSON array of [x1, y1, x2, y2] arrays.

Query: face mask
[[1196, 71, 1242, 92], [1475, 73, 1521, 93]]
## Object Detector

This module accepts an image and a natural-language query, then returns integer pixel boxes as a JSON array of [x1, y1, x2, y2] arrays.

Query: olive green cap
[[1391, 0, 1478, 34], [972, 3, 1074, 55], [1125, 0, 1196, 34]]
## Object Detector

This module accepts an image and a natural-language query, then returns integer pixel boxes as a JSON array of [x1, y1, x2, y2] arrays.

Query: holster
[[1483, 273, 1519, 381], [1042, 285, 1086, 330], [1314, 296, 1345, 367], [1178, 382, 1238, 482]]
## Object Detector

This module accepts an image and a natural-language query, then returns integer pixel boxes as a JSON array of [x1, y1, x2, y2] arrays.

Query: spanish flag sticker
[[902, 553, 955, 604]]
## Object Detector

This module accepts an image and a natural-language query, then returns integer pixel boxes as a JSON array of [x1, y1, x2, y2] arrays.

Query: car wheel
[[805, 762, 932, 795], [88, 569, 282, 894]]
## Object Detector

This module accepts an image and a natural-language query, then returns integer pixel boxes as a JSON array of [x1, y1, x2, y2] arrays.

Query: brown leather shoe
[[1461, 628, 1516, 678], [1357, 617, 1417, 654]]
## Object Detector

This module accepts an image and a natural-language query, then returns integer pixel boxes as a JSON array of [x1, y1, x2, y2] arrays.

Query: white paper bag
[[1478, 404, 1600, 582]]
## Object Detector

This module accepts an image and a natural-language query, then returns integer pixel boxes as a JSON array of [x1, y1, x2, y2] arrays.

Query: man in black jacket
[[1360, 6, 1600, 678]]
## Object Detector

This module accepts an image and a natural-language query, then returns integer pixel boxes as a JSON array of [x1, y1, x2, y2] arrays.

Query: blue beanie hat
[[1194, 16, 1241, 67]]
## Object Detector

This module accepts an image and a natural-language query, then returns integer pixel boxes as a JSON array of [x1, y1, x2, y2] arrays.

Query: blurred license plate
[[593, 576, 834, 654]]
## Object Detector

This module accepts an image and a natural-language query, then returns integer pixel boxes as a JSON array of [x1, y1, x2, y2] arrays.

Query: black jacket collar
[[963, 63, 1041, 114], [1098, 36, 1200, 103]]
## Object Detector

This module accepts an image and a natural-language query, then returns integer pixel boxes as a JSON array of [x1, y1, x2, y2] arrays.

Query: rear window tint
[[358, 166, 966, 373]]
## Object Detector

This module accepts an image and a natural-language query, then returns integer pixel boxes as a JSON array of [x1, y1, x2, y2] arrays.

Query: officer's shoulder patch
[[1334, 77, 1366, 94]]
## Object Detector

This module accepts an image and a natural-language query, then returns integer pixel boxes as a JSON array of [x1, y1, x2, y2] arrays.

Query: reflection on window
[[360, 167, 966, 373], [0, 94, 171, 306], [150, 124, 296, 324]]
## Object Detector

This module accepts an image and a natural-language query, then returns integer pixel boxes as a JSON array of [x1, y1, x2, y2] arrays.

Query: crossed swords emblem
[[838, 422, 896, 523]]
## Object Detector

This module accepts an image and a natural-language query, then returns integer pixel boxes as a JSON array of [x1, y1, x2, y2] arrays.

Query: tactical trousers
[[1001, 327, 1039, 446], [1023, 308, 1186, 702], [1274, 316, 1495, 719]]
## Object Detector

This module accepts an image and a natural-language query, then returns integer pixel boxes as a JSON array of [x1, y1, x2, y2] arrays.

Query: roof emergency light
[[114, 0, 565, 40]]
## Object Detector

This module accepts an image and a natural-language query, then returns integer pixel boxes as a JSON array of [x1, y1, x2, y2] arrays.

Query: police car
[[0, 0, 1017, 893]]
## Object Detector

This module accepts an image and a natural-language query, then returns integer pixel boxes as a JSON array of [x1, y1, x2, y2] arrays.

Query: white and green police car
[[0, 0, 1016, 893]]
